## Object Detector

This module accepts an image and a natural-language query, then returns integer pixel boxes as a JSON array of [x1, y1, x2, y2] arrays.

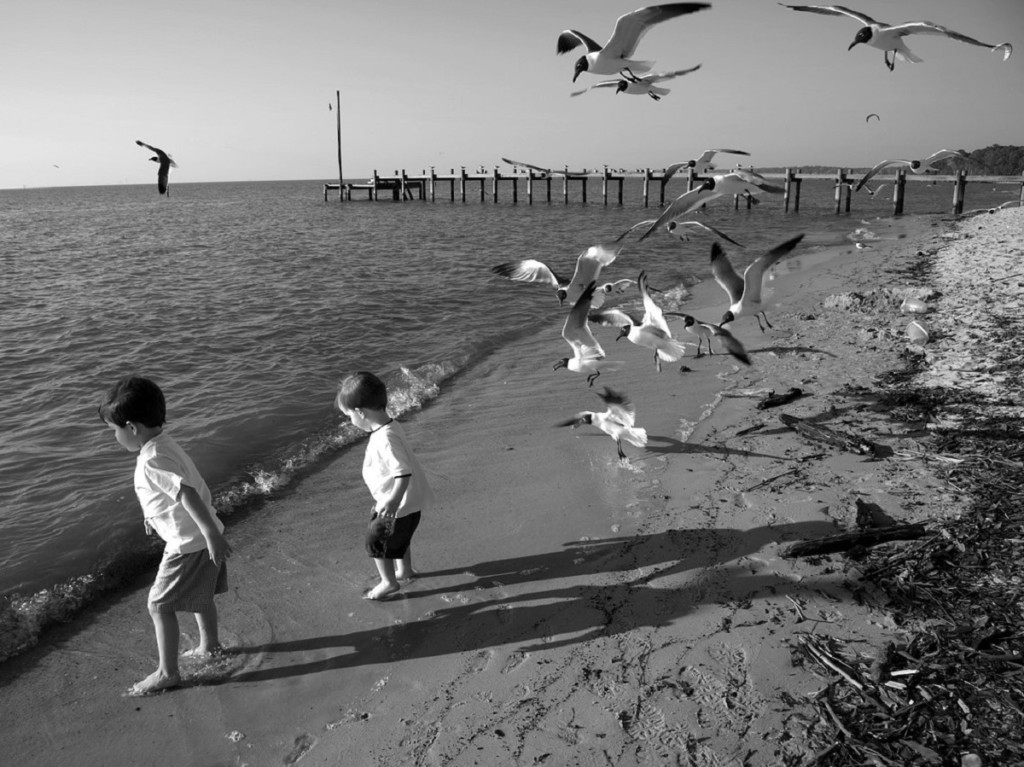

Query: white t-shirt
[[134, 432, 223, 554], [362, 420, 434, 516]]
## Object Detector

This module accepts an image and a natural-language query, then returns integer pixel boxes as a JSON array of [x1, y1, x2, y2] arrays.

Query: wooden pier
[[323, 166, 1024, 217]]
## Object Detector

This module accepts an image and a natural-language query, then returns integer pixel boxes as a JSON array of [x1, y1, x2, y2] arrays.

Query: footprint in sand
[[283, 733, 316, 765]]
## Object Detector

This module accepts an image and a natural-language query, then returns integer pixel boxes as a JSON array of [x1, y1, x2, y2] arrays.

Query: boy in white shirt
[[99, 375, 231, 695], [336, 372, 433, 600]]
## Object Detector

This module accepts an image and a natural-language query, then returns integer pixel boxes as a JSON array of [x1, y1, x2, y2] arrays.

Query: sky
[[3, 0, 1023, 189]]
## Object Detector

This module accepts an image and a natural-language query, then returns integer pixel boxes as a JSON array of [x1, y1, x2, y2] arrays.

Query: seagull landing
[[665, 313, 751, 365], [590, 271, 687, 372], [554, 282, 626, 387], [662, 148, 752, 182], [616, 218, 745, 249], [570, 64, 701, 100], [491, 245, 618, 308], [557, 3, 710, 82], [854, 149, 967, 192], [778, 4, 1013, 71], [555, 387, 648, 460], [638, 170, 785, 241], [713, 235, 806, 332], [136, 140, 177, 196]]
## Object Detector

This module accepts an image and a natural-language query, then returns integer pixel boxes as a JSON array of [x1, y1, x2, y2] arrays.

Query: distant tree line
[[765, 145, 1024, 176]]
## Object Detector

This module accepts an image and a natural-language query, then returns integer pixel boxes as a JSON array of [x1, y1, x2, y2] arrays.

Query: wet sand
[[2, 207, 1020, 766]]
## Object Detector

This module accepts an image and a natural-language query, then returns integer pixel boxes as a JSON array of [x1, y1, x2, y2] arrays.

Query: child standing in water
[[98, 375, 231, 695], [336, 371, 433, 600]]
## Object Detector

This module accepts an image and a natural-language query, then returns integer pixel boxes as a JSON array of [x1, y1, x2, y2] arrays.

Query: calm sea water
[[0, 175, 1015, 661]]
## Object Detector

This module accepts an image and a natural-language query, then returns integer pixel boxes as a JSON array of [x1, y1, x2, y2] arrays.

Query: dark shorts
[[365, 511, 421, 559], [149, 548, 228, 614]]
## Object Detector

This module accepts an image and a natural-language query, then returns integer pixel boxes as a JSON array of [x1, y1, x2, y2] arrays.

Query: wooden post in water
[[372, 170, 379, 201], [581, 175, 587, 204], [335, 90, 343, 202], [512, 174, 518, 204], [492, 168, 499, 203], [526, 172, 533, 204], [686, 167, 696, 192], [460, 167, 466, 202], [642, 169, 651, 207], [952, 169, 967, 214], [893, 169, 906, 215], [562, 168, 569, 204], [429, 167, 436, 202], [545, 174, 552, 203], [834, 169, 851, 214], [602, 166, 609, 205]]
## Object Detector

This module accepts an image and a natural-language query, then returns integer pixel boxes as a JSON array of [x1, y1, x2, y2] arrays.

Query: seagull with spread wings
[[554, 283, 626, 387], [712, 235, 805, 332], [778, 4, 1012, 71], [665, 313, 751, 365], [570, 64, 701, 100], [854, 149, 967, 192], [136, 140, 177, 196], [557, 3, 710, 82], [555, 387, 648, 460], [662, 148, 752, 183], [491, 245, 618, 308]]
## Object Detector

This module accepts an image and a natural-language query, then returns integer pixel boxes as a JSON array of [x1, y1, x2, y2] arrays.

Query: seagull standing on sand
[[570, 64, 701, 100], [591, 271, 688, 372], [554, 283, 626, 387], [854, 150, 967, 192], [665, 313, 751, 365], [136, 140, 177, 196], [491, 245, 618, 308], [713, 235, 806, 332], [557, 3, 711, 82], [555, 387, 648, 460], [778, 4, 1013, 71], [638, 170, 785, 241], [662, 148, 752, 182]]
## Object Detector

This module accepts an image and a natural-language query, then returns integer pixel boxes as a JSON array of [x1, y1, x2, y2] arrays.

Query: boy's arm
[[375, 475, 410, 519], [179, 484, 232, 565]]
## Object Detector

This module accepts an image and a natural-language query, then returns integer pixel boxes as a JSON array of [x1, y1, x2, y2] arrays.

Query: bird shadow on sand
[[227, 520, 842, 684], [747, 344, 838, 358], [642, 435, 785, 460]]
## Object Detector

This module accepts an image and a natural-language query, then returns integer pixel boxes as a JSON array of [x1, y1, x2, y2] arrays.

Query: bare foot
[[127, 669, 180, 697], [182, 644, 227, 659], [395, 568, 419, 582], [363, 582, 401, 601]]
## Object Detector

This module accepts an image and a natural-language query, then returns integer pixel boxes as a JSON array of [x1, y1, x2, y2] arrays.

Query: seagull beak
[[848, 40, 860, 51]]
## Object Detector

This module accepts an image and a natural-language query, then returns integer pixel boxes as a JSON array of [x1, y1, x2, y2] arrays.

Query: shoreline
[[2, 208, 1020, 765]]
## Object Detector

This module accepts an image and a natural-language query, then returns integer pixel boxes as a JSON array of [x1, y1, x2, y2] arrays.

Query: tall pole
[[335, 90, 343, 202]]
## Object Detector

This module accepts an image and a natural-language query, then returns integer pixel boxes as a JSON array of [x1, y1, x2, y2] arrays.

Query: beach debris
[[779, 413, 880, 456], [756, 386, 805, 409], [900, 295, 929, 314], [782, 522, 926, 558], [226, 731, 245, 742], [906, 319, 930, 345]]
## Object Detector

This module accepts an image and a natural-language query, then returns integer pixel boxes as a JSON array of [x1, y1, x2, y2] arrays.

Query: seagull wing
[[589, 307, 641, 328], [646, 64, 702, 83], [709, 323, 752, 365], [600, 278, 636, 295], [563, 283, 605, 360], [638, 183, 715, 240], [741, 234, 806, 305], [557, 29, 603, 55], [502, 157, 559, 175], [605, 3, 710, 58], [491, 259, 566, 288], [596, 387, 636, 427], [570, 80, 622, 97], [729, 169, 785, 193], [777, 4, 879, 26], [638, 270, 669, 333], [922, 149, 967, 166], [567, 245, 618, 304], [710, 242, 746, 304], [136, 139, 175, 166], [891, 21, 1011, 56], [668, 220, 745, 249], [614, 219, 656, 242], [855, 158, 907, 191]]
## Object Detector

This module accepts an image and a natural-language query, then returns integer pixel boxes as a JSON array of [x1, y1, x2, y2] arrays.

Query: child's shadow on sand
[[230, 520, 841, 684]]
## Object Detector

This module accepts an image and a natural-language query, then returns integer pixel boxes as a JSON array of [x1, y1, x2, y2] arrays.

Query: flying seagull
[[570, 64, 702, 100], [638, 170, 785, 241], [554, 282, 626, 386], [778, 4, 1013, 71], [865, 113, 879, 122], [557, 3, 711, 82], [854, 149, 967, 192], [665, 313, 751, 364], [136, 140, 177, 195], [662, 148, 752, 183], [590, 271, 687, 372], [616, 218, 745, 249], [712, 235, 805, 332], [491, 245, 618, 308], [555, 387, 648, 460]]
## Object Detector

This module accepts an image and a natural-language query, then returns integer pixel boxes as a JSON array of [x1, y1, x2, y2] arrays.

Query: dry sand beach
[[2, 207, 1022, 766]]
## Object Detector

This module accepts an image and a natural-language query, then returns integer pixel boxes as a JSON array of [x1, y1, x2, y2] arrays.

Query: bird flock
[[489, 2, 1014, 460]]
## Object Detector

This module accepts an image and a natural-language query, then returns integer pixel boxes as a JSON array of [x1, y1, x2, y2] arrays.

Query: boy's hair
[[336, 371, 388, 412], [98, 375, 167, 428]]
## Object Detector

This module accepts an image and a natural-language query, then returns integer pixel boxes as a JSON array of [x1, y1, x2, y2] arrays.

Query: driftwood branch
[[783, 524, 927, 558], [779, 413, 879, 456]]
